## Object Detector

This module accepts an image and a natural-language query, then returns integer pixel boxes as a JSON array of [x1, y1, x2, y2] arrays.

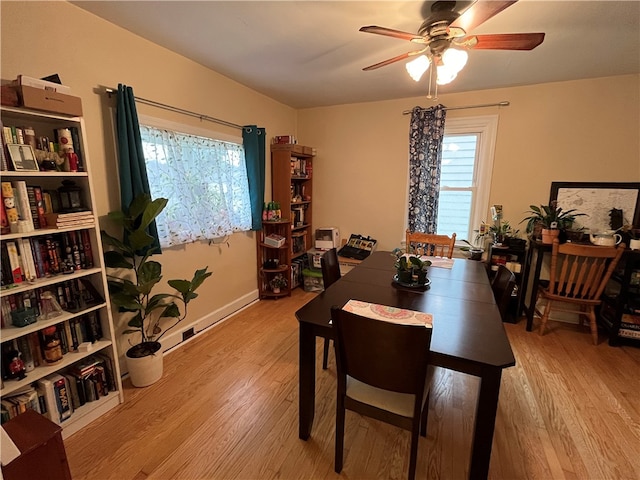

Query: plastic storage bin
[[302, 268, 324, 292]]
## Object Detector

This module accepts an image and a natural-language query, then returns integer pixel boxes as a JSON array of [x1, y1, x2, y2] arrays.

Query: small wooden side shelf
[[257, 220, 292, 298]]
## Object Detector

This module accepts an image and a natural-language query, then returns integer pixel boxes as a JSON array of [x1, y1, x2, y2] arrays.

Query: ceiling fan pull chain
[[427, 65, 433, 99]]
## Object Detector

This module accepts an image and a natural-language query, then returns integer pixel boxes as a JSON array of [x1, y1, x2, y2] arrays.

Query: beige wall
[[2, 2, 639, 356], [298, 74, 640, 250], [1, 1, 298, 361]]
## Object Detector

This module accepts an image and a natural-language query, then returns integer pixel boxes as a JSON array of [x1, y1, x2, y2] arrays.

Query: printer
[[315, 227, 340, 250]]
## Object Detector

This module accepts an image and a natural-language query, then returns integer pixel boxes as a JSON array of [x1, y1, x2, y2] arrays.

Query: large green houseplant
[[101, 194, 211, 386], [520, 201, 586, 243]]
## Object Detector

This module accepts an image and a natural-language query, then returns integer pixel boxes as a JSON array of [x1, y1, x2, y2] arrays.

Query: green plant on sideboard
[[521, 201, 586, 234]]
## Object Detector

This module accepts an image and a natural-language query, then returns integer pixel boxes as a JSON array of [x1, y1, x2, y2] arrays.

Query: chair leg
[[539, 300, 552, 336], [408, 426, 420, 480], [322, 338, 330, 370], [335, 395, 345, 473], [587, 307, 598, 345], [420, 392, 430, 437]]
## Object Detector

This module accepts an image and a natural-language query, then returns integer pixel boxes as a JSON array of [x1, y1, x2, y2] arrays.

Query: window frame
[[137, 114, 250, 247], [439, 114, 498, 242]]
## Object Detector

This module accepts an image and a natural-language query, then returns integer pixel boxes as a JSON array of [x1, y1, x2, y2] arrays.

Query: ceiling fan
[[360, 0, 544, 88]]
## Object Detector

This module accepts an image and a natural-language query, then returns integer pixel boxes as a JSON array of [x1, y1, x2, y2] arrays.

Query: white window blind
[[436, 115, 498, 241]]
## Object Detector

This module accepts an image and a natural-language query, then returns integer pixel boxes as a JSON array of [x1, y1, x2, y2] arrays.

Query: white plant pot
[[125, 342, 163, 387]]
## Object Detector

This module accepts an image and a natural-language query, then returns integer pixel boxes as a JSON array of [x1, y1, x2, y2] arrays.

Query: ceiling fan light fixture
[[436, 64, 458, 85], [441, 47, 468, 73], [405, 55, 430, 82]]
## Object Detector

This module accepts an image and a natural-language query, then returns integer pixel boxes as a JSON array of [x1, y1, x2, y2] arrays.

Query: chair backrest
[[547, 238, 625, 301], [321, 248, 341, 289], [491, 265, 516, 321], [406, 230, 456, 258], [330, 306, 432, 395]]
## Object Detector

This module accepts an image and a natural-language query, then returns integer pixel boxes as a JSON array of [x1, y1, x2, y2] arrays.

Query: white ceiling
[[72, 1, 640, 109]]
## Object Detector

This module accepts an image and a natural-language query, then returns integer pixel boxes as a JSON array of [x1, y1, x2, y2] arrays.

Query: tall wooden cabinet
[[0, 106, 123, 438], [270, 143, 315, 262]]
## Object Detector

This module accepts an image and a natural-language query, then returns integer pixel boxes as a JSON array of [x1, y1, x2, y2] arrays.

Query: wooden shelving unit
[[257, 220, 292, 299], [270, 143, 315, 262], [0, 106, 123, 438], [599, 249, 640, 345]]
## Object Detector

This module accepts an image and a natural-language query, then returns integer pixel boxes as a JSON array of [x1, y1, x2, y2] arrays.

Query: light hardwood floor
[[66, 288, 640, 480]]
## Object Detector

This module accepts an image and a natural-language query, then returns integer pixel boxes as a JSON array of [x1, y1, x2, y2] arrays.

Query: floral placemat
[[342, 299, 433, 327]]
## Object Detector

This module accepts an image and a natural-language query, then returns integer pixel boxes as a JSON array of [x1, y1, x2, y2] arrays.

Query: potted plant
[[476, 220, 519, 246], [459, 239, 484, 260], [520, 201, 586, 244], [101, 194, 212, 387], [269, 273, 288, 293], [392, 248, 432, 284]]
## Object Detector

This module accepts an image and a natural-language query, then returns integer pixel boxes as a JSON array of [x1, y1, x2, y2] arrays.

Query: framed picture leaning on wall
[[7, 144, 39, 171]]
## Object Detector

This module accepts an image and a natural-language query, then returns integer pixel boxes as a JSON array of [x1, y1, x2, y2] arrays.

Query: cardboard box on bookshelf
[[264, 234, 286, 248], [16, 86, 83, 116]]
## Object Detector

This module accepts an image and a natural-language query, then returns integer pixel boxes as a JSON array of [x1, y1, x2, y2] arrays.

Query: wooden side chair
[[321, 248, 341, 370], [491, 265, 517, 322], [406, 230, 456, 258], [536, 238, 625, 344], [331, 305, 434, 480]]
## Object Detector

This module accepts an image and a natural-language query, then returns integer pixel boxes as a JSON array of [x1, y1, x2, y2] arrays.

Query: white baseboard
[[161, 289, 260, 354]]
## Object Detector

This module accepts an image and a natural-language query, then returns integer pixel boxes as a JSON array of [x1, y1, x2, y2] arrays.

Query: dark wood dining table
[[295, 251, 516, 480]]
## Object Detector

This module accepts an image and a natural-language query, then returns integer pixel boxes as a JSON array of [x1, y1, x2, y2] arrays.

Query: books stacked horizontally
[[44, 210, 94, 229]]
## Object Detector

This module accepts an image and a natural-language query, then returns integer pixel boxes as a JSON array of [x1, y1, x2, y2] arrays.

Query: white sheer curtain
[[140, 125, 252, 248]]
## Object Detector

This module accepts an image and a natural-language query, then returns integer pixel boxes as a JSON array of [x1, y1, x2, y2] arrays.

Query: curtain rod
[[402, 101, 510, 115], [104, 87, 243, 130]]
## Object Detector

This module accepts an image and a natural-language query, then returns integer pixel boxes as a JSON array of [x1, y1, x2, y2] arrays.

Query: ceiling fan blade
[[451, 1, 517, 33], [359, 25, 424, 42], [362, 50, 425, 71], [457, 33, 545, 50]]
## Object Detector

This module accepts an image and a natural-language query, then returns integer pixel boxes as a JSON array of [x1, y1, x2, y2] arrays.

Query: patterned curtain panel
[[407, 105, 447, 234], [140, 125, 252, 247]]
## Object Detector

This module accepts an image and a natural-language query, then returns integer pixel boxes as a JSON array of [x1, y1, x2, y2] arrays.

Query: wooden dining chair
[[491, 265, 517, 322], [330, 305, 434, 480], [406, 230, 456, 258], [321, 248, 341, 369], [536, 238, 625, 344]]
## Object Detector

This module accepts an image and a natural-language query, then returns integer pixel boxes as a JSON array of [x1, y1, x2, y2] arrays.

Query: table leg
[[468, 368, 502, 480], [299, 322, 316, 440]]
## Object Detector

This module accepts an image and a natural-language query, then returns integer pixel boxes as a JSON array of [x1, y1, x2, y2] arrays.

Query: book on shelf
[[26, 185, 47, 229], [36, 374, 73, 424], [44, 211, 94, 228], [5, 241, 23, 284], [17, 238, 37, 282], [1, 386, 41, 422], [1, 181, 19, 227], [63, 373, 83, 410], [10, 180, 34, 231]]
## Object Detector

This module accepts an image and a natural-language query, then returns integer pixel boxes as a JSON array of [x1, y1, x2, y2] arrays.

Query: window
[[139, 117, 252, 248], [436, 115, 498, 242]]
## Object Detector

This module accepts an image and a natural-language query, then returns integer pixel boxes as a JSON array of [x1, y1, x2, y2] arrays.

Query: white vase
[[125, 341, 163, 387]]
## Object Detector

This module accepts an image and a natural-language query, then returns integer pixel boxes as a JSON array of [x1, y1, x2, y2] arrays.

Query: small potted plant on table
[[392, 248, 431, 285]]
